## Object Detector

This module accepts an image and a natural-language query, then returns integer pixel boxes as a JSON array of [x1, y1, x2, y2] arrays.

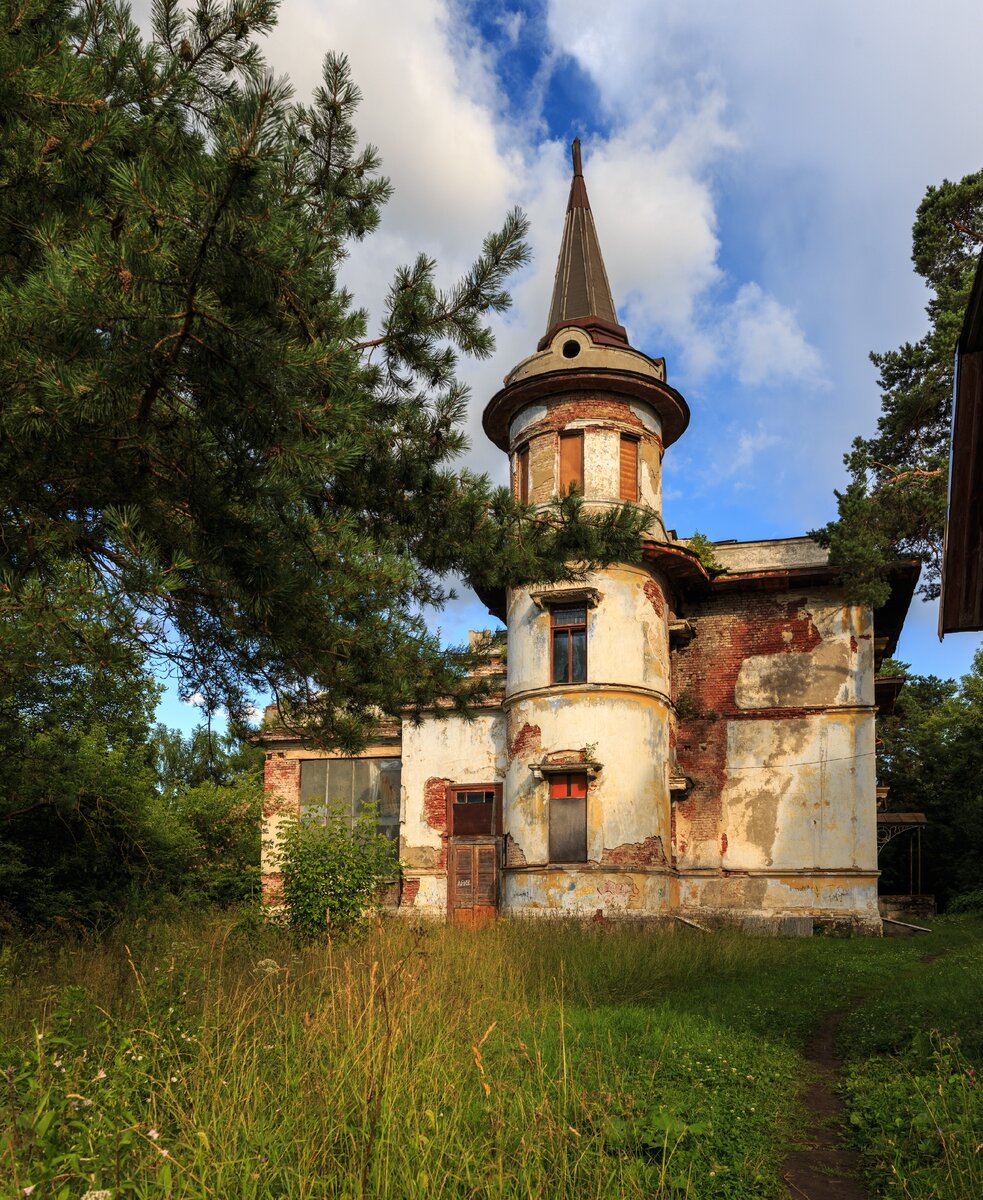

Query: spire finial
[[540, 137, 629, 349]]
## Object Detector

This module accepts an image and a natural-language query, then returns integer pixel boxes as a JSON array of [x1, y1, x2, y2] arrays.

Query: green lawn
[[2, 915, 980, 1198]]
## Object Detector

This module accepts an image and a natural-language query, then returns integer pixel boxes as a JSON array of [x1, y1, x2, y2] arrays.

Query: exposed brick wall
[[672, 592, 822, 720], [601, 835, 667, 867], [263, 753, 300, 818], [262, 872, 283, 906], [671, 591, 827, 860], [522, 394, 647, 436], [643, 579, 665, 617], [506, 715, 542, 764], [505, 834, 528, 866], [262, 754, 300, 905], [400, 878, 421, 907], [423, 777, 449, 831], [515, 394, 662, 504]]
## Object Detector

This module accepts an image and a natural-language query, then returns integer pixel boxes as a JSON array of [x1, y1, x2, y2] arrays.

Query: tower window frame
[[559, 430, 584, 495], [619, 434, 639, 502], [516, 442, 530, 503], [551, 604, 587, 684]]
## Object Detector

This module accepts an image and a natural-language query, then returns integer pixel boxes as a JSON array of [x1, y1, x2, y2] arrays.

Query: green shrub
[[277, 803, 398, 939], [947, 888, 983, 914]]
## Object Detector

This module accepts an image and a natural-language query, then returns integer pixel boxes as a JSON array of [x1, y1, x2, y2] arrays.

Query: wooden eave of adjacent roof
[[256, 718, 402, 750], [940, 250, 983, 634], [874, 674, 906, 715], [256, 684, 506, 749]]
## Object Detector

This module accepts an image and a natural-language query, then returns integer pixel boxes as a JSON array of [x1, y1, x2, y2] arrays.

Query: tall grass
[[1, 915, 980, 1199]]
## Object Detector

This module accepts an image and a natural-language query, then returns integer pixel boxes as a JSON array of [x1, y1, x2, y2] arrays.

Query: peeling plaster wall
[[507, 566, 671, 696], [504, 693, 671, 866], [508, 393, 665, 537], [671, 588, 879, 920], [399, 711, 506, 914], [503, 563, 674, 917], [504, 867, 673, 917]]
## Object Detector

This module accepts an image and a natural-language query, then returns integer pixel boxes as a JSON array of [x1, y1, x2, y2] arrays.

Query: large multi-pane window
[[551, 604, 587, 683], [299, 757, 401, 843]]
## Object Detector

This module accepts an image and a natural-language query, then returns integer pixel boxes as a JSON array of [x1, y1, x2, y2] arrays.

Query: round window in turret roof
[[562, 339, 581, 359]]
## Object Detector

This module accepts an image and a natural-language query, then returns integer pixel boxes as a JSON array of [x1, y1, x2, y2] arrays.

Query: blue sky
[[156, 0, 983, 732]]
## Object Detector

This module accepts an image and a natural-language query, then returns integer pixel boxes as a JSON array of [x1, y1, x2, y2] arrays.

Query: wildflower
[[95, 1069, 107, 1081], [170, 1076, 178, 1083], [159, 1148, 170, 1158], [23, 1187, 35, 1196], [81, 1191, 113, 1200], [148, 1128, 160, 1141]]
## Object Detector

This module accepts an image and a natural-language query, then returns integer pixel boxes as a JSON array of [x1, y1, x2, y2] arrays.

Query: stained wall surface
[[671, 587, 879, 926], [503, 564, 675, 917], [399, 711, 506, 914]]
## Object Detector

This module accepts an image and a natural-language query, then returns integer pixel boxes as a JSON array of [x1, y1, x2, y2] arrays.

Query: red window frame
[[448, 783, 502, 837]]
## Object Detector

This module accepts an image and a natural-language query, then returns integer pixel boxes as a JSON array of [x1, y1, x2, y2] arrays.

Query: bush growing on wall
[[278, 803, 399, 939]]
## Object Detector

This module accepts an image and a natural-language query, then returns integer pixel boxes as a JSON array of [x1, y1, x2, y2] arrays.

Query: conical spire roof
[[540, 138, 629, 349]]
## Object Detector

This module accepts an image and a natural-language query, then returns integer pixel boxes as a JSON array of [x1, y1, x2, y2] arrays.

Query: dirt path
[[781, 1006, 869, 1200]]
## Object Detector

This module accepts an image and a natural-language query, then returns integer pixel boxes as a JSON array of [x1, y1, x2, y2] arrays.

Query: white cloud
[[725, 283, 822, 387]]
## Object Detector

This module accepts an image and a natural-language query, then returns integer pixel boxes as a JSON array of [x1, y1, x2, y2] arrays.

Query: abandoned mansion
[[261, 142, 917, 933]]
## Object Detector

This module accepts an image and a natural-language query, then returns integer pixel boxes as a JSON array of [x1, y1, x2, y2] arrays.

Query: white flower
[[148, 1128, 160, 1140], [94, 1069, 107, 1080], [23, 1187, 36, 1196]]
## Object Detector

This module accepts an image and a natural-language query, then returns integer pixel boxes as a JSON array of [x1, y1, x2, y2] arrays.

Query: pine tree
[[812, 170, 983, 606], [0, 0, 648, 747]]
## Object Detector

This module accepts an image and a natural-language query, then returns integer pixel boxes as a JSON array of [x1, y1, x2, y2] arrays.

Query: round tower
[[482, 139, 694, 918]]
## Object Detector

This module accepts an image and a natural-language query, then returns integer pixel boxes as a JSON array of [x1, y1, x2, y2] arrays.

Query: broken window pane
[[298, 757, 402, 841]]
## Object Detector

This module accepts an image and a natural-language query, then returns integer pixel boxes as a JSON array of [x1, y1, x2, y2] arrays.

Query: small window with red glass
[[548, 772, 588, 863]]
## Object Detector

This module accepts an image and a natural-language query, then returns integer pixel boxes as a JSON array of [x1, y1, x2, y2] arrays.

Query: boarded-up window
[[450, 785, 500, 836], [559, 431, 584, 495], [516, 443, 529, 503], [619, 435, 639, 501], [549, 772, 588, 863], [551, 604, 587, 683], [299, 757, 401, 843]]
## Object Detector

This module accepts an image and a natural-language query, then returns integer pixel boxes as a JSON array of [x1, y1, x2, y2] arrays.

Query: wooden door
[[450, 842, 498, 925]]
